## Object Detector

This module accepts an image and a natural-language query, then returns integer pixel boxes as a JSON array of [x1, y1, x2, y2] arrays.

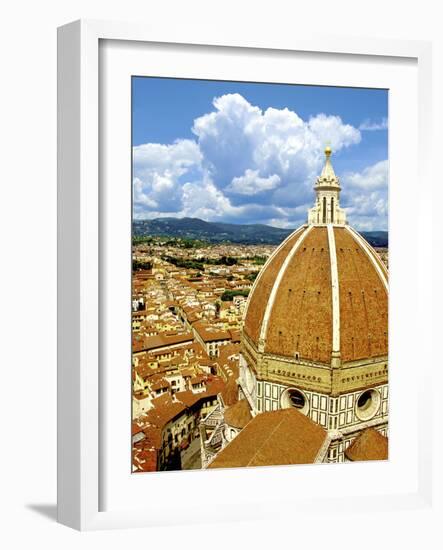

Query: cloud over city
[[133, 93, 388, 230], [341, 160, 388, 230], [359, 117, 388, 131]]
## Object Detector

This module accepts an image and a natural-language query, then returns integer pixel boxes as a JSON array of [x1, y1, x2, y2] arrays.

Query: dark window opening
[[357, 391, 372, 411], [288, 389, 305, 409]]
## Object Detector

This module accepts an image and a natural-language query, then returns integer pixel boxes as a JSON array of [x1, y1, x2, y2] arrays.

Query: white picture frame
[[57, 19, 434, 531]]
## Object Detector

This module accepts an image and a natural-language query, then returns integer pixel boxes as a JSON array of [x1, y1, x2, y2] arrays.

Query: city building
[[133, 377, 225, 471], [193, 320, 233, 358]]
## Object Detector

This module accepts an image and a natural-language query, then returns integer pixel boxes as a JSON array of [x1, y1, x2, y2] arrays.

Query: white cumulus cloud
[[341, 160, 388, 230], [132, 93, 386, 229], [226, 169, 281, 195], [359, 117, 388, 131], [190, 93, 361, 210], [132, 139, 202, 217], [343, 160, 388, 190]]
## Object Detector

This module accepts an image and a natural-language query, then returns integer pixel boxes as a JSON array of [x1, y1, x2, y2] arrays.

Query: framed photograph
[[57, 19, 433, 531]]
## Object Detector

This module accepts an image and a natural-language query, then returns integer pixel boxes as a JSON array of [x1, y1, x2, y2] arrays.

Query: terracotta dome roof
[[345, 428, 388, 461], [243, 224, 388, 365], [224, 399, 252, 429]]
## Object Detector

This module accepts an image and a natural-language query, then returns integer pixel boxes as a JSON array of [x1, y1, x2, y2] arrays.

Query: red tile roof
[[224, 399, 252, 429], [208, 408, 327, 469], [143, 332, 194, 352], [193, 321, 231, 343], [243, 226, 388, 365], [145, 394, 187, 429], [345, 428, 388, 461]]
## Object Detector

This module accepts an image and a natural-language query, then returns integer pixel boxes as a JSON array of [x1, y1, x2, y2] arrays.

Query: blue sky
[[132, 77, 388, 231]]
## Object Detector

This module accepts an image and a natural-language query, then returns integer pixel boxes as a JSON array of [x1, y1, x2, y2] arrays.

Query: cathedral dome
[[202, 148, 390, 470], [243, 149, 388, 367]]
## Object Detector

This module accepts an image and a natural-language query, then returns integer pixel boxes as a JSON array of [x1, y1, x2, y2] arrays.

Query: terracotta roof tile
[[243, 226, 388, 365], [220, 377, 239, 407], [193, 321, 231, 342], [335, 228, 388, 362], [224, 399, 252, 429], [208, 408, 327, 469], [143, 332, 194, 352], [244, 228, 305, 343], [265, 227, 332, 362], [345, 428, 388, 461], [145, 394, 187, 429]]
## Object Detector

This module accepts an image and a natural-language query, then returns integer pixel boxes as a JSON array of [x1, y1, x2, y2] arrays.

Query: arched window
[[322, 196, 326, 223], [331, 197, 334, 223]]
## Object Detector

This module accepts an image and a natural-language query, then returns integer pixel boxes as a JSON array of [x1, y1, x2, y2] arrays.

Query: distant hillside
[[359, 231, 389, 247], [133, 217, 291, 245], [133, 217, 388, 247]]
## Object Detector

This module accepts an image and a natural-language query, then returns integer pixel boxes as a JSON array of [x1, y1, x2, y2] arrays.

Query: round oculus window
[[355, 389, 381, 421], [281, 388, 309, 415]]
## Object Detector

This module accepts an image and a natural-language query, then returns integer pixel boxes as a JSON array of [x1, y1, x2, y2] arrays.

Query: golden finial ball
[[325, 145, 332, 156]]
